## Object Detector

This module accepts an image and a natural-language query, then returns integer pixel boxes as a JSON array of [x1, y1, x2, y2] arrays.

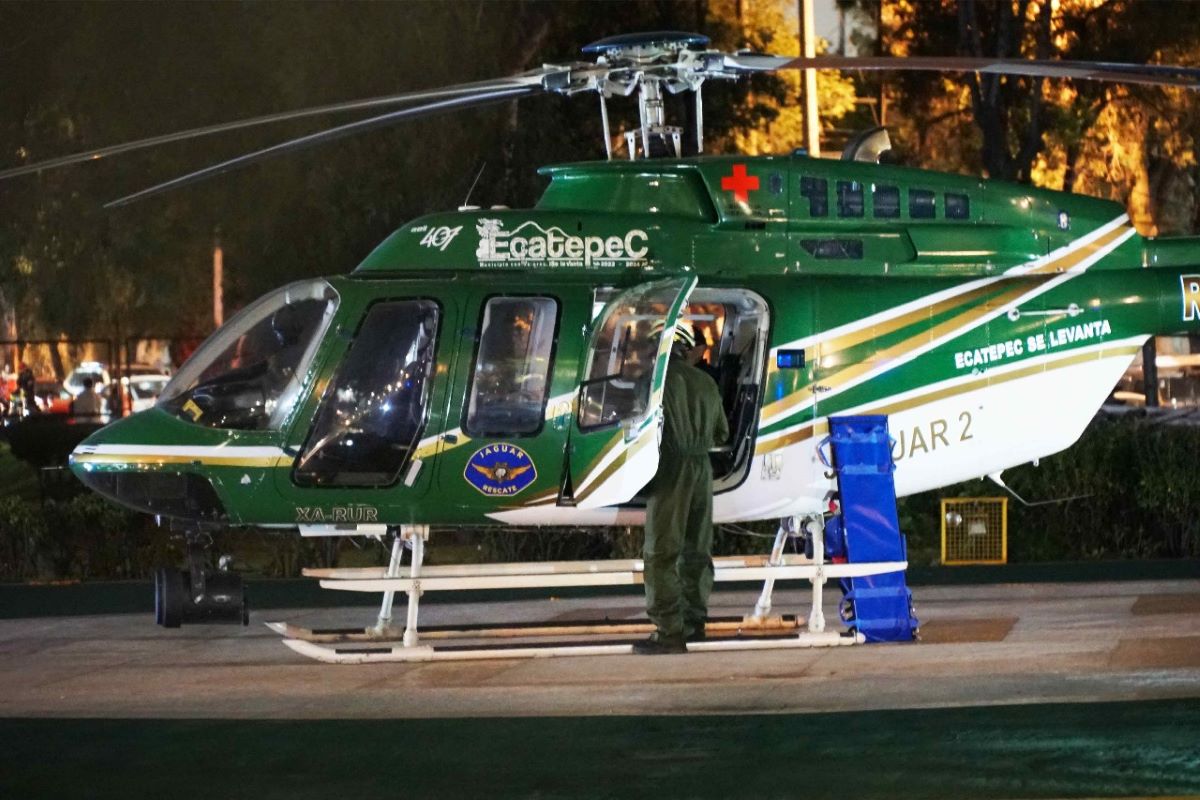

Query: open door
[[564, 276, 697, 509]]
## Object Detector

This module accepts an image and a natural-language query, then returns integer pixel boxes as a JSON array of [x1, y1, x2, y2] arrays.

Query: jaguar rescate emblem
[[464, 443, 538, 497]]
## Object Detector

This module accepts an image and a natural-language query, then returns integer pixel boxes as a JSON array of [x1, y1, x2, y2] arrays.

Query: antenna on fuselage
[[460, 163, 486, 210], [987, 471, 1092, 507]]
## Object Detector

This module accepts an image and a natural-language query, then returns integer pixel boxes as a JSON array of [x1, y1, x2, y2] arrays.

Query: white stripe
[[768, 275, 1000, 354], [766, 214, 1130, 355], [1003, 213, 1130, 276], [415, 390, 576, 452], [573, 435, 629, 496], [73, 444, 287, 457], [758, 224, 1136, 429], [756, 334, 1147, 448]]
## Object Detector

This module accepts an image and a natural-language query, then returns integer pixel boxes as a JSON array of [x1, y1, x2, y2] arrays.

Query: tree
[[703, 0, 857, 156], [0, 1, 727, 348], [872, 0, 1200, 233]]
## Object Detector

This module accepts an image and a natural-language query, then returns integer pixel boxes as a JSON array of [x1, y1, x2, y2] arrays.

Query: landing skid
[[271, 517, 903, 663], [267, 613, 798, 644], [281, 629, 864, 665]]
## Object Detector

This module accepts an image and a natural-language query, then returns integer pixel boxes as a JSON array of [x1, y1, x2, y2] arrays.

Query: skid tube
[[270, 517, 903, 663]]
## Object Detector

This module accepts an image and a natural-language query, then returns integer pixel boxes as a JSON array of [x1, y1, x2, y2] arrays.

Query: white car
[[125, 374, 170, 413], [64, 362, 112, 397]]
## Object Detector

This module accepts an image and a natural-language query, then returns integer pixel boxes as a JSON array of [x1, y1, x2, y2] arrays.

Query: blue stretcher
[[819, 415, 920, 643]]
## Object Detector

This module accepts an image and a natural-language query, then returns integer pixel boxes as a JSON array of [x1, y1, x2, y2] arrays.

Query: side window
[[464, 297, 558, 436], [294, 300, 439, 487], [836, 180, 865, 218], [799, 176, 829, 217], [910, 189, 936, 219], [945, 192, 971, 220], [873, 184, 900, 218]]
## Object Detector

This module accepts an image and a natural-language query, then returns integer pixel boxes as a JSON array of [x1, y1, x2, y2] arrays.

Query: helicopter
[[9, 31, 1200, 651]]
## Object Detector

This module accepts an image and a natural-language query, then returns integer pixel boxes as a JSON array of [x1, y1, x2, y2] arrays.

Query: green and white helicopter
[[12, 32, 1200, 658]]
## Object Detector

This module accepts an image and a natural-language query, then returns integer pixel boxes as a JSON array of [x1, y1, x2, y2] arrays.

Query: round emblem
[[464, 443, 537, 497]]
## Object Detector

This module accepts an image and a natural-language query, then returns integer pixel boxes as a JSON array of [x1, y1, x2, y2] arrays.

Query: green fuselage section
[[71, 154, 1200, 527]]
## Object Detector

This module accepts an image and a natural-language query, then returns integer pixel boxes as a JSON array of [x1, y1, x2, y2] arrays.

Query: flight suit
[[643, 355, 729, 640]]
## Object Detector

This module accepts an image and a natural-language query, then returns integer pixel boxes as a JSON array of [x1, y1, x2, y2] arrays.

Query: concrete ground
[[2, 577, 1200, 798], [1, 578, 1198, 719]]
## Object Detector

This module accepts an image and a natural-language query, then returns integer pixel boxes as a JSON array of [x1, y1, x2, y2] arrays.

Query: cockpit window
[[159, 280, 338, 430], [293, 300, 440, 487], [464, 297, 557, 436]]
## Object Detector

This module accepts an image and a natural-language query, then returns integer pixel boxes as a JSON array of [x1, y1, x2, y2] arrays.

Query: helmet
[[648, 320, 695, 350]]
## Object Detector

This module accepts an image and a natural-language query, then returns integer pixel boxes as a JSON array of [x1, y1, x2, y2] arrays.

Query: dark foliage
[[898, 411, 1200, 564]]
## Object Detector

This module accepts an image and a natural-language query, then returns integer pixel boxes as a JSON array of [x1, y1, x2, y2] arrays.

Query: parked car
[[64, 361, 112, 397], [0, 379, 11, 416], [124, 374, 170, 413], [34, 380, 74, 414]]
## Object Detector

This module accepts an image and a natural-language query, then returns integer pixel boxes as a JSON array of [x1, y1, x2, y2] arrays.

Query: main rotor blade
[[725, 54, 1200, 90], [104, 85, 538, 208], [0, 75, 546, 182]]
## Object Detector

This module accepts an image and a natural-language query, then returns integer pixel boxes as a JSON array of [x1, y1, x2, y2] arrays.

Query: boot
[[632, 631, 687, 655]]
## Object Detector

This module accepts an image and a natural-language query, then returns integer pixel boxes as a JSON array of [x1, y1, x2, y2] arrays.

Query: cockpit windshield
[[159, 280, 338, 430]]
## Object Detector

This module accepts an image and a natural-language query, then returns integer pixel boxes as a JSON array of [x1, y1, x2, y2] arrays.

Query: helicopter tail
[[1143, 235, 1200, 270]]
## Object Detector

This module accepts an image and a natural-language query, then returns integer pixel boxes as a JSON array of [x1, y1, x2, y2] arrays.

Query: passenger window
[[873, 185, 900, 218], [945, 193, 971, 219], [910, 189, 936, 219], [465, 297, 557, 436], [294, 300, 439, 487], [836, 181, 864, 218], [800, 239, 864, 260], [799, 176, 829, 217]]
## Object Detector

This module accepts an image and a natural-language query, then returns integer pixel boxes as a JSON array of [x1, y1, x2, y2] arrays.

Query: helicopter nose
[[69, 414, 228, 522]]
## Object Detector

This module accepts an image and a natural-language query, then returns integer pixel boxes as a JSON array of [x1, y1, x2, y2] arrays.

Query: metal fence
[[940, 497, 1008, 565]]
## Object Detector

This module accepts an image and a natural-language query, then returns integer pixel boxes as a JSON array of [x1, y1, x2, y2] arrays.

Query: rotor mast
[[555, 32, 735, 161]]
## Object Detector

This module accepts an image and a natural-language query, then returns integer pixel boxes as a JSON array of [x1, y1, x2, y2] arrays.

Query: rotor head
[[581, 31, 710, 59]]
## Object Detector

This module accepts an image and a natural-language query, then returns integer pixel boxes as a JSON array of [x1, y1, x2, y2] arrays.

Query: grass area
[[1, 700, 1197, 799]]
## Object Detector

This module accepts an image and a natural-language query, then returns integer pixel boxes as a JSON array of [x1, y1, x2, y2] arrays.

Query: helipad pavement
[[1, 578, 1198, 719]]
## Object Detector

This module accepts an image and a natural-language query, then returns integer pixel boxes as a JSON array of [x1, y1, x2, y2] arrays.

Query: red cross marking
[[721, 164, 760, 204]]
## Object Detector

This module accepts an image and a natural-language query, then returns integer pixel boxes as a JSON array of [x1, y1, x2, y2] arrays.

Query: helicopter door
[[275, 294, 454, 521], [565, 276, 697, 509]]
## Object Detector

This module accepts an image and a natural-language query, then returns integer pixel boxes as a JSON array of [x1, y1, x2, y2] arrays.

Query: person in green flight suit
[[634, 322, 729, 655]]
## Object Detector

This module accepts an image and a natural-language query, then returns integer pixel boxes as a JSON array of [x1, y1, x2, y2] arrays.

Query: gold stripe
[[572, 430, 623, 491], [1026, 223, 1131, 275], [760, 222, 1133, 422], [573, 432, 654, 504], [769, 281, 1001, 384], [755, 345, 1140, 457], [71, 454, 292, 468], [413, 396, 574, 461], [574, 452, 628, 504], [751, 419, 831, 456], [762, 281, 1034, 421], [511, 488, 560, 509]]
